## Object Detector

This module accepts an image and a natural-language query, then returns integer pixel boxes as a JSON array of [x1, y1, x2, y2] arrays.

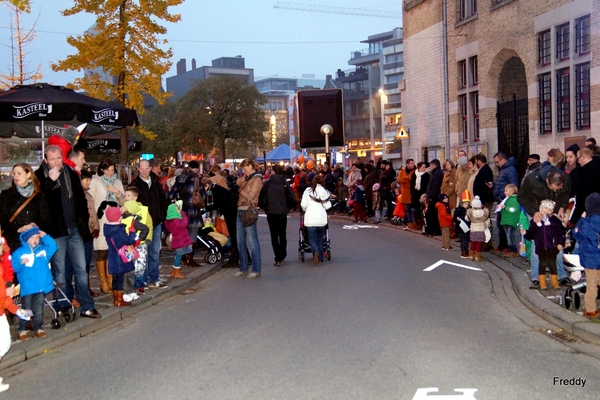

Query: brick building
[[402, 0, 598, 177]]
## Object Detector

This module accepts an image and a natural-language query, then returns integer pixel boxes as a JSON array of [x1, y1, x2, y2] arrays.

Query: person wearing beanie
[[573, 192, 600, 318], [165, 201, 193, 280], [371, 182, 382, 224], [436, 193, 454, 250], [11, 227, 58, 341], [466, 195, 490, 261], [454, 190, 471, 258]]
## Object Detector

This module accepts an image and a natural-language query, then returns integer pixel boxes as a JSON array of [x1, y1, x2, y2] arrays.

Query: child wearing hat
[[371, 183, 382, 224], [466, 195, 490, 261], [350, 179, 367, 223], [573, 193, 600, 318], [500, 184, 521, 257], [454, 190, 471, 258], [165, 200, 193, 279], [11, 227, 58, 341], [436, 193, 454, 250]]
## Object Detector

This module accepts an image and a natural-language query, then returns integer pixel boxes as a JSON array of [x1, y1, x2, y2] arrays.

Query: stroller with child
[[298, 212, 331, 262]]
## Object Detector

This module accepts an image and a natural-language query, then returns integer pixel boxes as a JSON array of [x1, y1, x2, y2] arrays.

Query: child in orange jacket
[[436, 194, 454, 250]]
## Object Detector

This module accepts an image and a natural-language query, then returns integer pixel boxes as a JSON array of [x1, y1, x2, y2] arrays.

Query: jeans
[[174, 254, 183, 267], [306, 226, 325, 261], [403, 203, 414, 224], [65, 239, 94, 299], [504, 225, 517, 253], [19, 292, 45, 332], [459, 231, 470, 253], [496, 212, 508, 250], [374, 210, 382, 223], [530, 240, 567, 280], [237, 210, 261, 273], [147, 223, 162, 284], [112, 273, 125, 291], [84, 240, 94, 274], [267, 214, 288, 262], [52, 228, 95, 312]]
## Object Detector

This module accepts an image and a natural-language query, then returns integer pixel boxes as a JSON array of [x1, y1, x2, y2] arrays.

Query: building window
[[575, 63, 590, 130], [470, 56, 478, 85], [385, 53, 403, 63], [556, 23, 570, 61], [575, 15, 591, 55], [538, 73, 552, 133], [459, 60, 467, 88], [460, 95, 468, 143], [472, 92, 480, 141], [538, 30, 551, 66], [458, 0, 477, 21], [556, 68, 570, 132], [387, 73, 403, 84]]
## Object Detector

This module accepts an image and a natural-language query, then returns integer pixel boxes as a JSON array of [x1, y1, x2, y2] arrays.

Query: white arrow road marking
[[423, 260, 483, 272], [413, 388, 478, 400]]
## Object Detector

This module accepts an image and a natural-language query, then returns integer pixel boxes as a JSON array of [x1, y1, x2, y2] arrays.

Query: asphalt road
[[3, 215, 600, 400]]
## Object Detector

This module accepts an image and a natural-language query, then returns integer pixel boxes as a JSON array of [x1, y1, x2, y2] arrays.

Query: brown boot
[[550, 274, 560, 289], [185, 253, 199, 267], [88, 274, 98, 298], [114, 290, 131, 307], [171, 267, 186, 279], [538, 275, 547, 290], [468, 250, 475, 260], [474, 252, 482, 261], [96, 260, 111, 294]]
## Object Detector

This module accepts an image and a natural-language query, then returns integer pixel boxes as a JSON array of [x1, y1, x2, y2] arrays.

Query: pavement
[[2, 212, 600, 372]]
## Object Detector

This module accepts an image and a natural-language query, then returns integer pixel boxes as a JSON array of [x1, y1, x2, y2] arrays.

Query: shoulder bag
[[192, 176, 205, 209], [241, 197, 259, 227], [9, 192, 37, 224], [110, 237, 139, 263]]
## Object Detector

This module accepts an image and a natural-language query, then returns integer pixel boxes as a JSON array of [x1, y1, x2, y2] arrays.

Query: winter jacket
[[441, 169, 457, 209], [236, 172, 263, 209], [11, 232, 57, 297], [454, 204, 469, 232], [34, 165, 91, 242], [88, 175, 125, 250], [0, 241, 18, 316], [85, 192, 100, 236], [301, 184, 331, 227], [0, 238, 14, 285], [123, 200, 152, 242], [411, 171, 430, 209], [164, 205, 194, 250], [426, 166, 444, 204], [259, 174, 295, 215], [397, 167, 415, 204], [104, 222, 136, 275], [0, 187, 51, 252], [517, 166, 570, 217], [321, 169, 336, 193], [500, 195, 521, 228], [493, 157, 519, 201], [129, 172, 169, 226], [466, 208, 490, 234], [573, 214, 600, 270], [372, 190, 382, 211], [473, 164, 494, 205], [351, 184, 366, 203], [346, 168, 362, 188], [572, 157, 600, 224], [521, 161, 542, 187], [380, 167, 397, 192], [524, 215, 565, 252], [436, 202, 453, 228]]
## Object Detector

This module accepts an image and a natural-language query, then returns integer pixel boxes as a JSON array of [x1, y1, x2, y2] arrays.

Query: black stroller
[[298, 212, 331, 262]]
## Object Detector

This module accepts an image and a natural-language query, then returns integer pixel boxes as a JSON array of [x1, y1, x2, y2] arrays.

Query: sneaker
[[148, 281, 168, 289], [0, 379, 8, 393], [137, 288, 146, 295], [583, 310, 600, 319], [234, 270, 247, 277], [247, 272, 260, 279], [80, 308, 102, 319], [529, 281, 540, 290], [446, 246, 454, 251], [460, 251, 469, 259], [18, 331, 29, 341], [34, 329, 47, 339], [401, 225, 408, 230]]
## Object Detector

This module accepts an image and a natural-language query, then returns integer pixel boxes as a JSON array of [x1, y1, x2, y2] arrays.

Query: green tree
[[174, 76, 269, 162], [1, 0, 30, 12], [51, 0, 183, 165]]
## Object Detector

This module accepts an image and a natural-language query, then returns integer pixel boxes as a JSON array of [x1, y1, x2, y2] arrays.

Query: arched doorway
[[495, 56, 529, 180]]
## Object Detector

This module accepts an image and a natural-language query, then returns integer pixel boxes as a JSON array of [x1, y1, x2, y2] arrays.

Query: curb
[[0, 262, 223, 372]]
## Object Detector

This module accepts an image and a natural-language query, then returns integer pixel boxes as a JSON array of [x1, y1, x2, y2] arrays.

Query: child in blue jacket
[[573, 193, 600, 318], [104, 207, 137, 307], [11, 227, 58, 341]]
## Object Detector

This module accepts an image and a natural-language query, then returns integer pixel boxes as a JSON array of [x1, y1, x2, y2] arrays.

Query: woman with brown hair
[[545, 148, 565, 169], [441, 159, 457, 211], [0, 163, 51, 253]]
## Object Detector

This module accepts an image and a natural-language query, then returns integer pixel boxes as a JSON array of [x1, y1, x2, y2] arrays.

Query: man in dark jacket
[[129, 159, 169, 288], [259, 165, 296, 266], [571, 147, 600, 224], [35, 145, 101, 318], [379, 161, 397, 220], [425, 159, 443, 235], [473, 153, 494, 212], [492, 152, 519, 252], [521, 154, 542, 187]]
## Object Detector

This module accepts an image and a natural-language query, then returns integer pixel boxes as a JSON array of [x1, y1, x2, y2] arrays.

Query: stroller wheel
[[63, 310, 74, 323], [205, 253, 218, 264], [327, 249, 332, 261], [299, 250, 305, 262], [217, 253, 222, 261], [563, 287, 572, 310], [51, 316, 66, 329]]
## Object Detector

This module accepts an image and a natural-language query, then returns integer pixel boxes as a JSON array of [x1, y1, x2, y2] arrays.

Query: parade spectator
[[410, 162, 430, 230], [350, 179, 368, 223], [454, 154, 470, 208], [466, 157, 478, 203], [571, 147, 600, 224], [436, 194, 454, 250], [363, 164, 377, 217], [259, 164, 296, 266], [88, 158, 125, 294], [320, 162, 336, 194], [425, 159, 443, 236], [67, 148, 86, 173], [203, 177, 238, 268], [472, 153, 494, 213], [300, 175, 331, 264], [35, 145, 100, 319], [234, 159, 263, 278], [455, 190, 471, 258], [209, 165, 229, 190], [492, 152, 519, 253], [335, 178, 349, 215], [397, 159, 416, 228], [371, 183, 382, 224], [164, 201, 192, 280], [544, 148, 565, 169], [80, 169, 100, 297], [562, 144, 580, 176], [441, 159, 457, 211], [466, 196, 490, 261], [346, 163, 362, 189], [500, 184, 521, 257], [585, 137, 599, 155], [521, 154, 542, 187], [129, 159, 169, 289], [379, 161, 396, 220]]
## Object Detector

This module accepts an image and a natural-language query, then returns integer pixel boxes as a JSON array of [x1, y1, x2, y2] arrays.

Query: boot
[[96, 260, 111, 294], [171, 267, 186, 279], [538, 275, 547, 290], [185, 253, 199, 267], [474, 252, 482, 261], [468, 250, 475, 260], [113, 290, 131, 307], [550, 274, 560, 289], [88, 274, 98, 297]]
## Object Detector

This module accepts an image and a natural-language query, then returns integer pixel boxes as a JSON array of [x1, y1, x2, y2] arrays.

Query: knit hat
[[21, 227, 40, 243], [372, 183, 380, 191], [539, 199, 555, 213], [105, 206, 122, 223], [471, 195, 482, 208], [528, 154, 541, 161], [457, 156, 468, 167], [585, 192, 600, 216], [438, 193, 448, 202], [166, 201, 183, 220], [461, 190, 471, 203]]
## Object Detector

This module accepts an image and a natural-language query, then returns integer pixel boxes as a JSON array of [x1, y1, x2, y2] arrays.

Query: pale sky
[[0, 0, 403, 87]]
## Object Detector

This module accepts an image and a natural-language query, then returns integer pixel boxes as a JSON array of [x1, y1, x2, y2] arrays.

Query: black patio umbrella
[[0, 83, 139, 139]]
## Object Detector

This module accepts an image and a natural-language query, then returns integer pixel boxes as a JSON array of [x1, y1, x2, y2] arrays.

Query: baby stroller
[[195, 233, 223, 265], [298, 212, 331, 262]]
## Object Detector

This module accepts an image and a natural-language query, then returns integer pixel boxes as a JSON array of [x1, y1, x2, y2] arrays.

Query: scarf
[[100, 174, 118, 203], [16, 183, 34, 198], [414, 170, 426, 191], [41, 162, 72, 199]]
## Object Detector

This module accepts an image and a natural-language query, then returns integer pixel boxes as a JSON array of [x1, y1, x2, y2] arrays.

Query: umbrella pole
[[41, 120, 45, 154]]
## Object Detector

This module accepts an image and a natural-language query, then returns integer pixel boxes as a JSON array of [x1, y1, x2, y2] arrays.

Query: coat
[[517, 166, 570, 217], [436, 202, 453, 228], [259, 174, 295, 215], [500, 195, 521, 228], [301, 184, 331, 227], [524, 215, 565, 252], [573, 214, 600, 270], [165, 206, 194, 250], [88, 175, 125, 250], [411, 171, 430, 209], [441, 169, 457, 210], [11, 232, 57, 297], [104, 222, 136, 275], [397, 167, 415, 204], [493, 157, 519, 202], [0, 187, 51, 252], [426, 166, 444, 204], [129, 172, 168, 227], [572, 157, 600, 224], [0, 243, 18, 315], [236, 172, 263, 209], [473, 164, 494, 205]]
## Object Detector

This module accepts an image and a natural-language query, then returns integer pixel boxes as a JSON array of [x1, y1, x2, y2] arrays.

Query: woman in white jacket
[[301, 174, 331, 264]]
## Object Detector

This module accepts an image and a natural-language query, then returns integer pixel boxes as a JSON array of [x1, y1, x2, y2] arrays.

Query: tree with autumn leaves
[[51, 0, 183, 165]]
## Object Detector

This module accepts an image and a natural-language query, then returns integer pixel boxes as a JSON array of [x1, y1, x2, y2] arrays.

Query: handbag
[[110, 238, 139, 263], [192, 177, 205, 209], [241, 198, 259, 227]]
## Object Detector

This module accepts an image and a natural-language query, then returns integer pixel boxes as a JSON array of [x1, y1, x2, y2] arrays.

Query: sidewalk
[[0, 250, 224, 372]]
